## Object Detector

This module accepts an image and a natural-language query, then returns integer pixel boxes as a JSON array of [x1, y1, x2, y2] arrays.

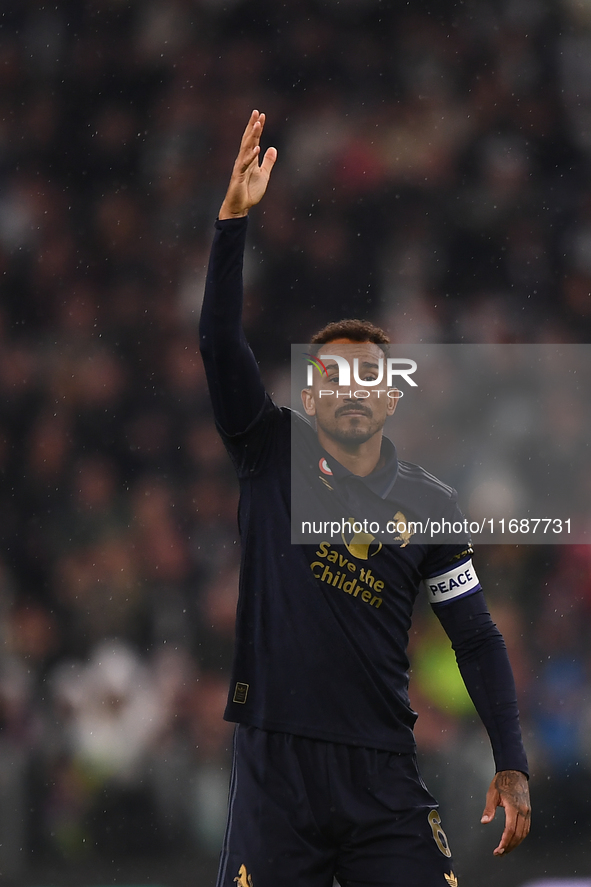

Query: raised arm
[[199, 111, 277, 435]]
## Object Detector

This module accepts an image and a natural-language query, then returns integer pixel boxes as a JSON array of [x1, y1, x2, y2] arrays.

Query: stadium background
[[0, 0, 590, 884]]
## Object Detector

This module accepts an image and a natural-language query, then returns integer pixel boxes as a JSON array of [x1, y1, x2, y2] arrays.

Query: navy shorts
[[216, 726, 457, 887]]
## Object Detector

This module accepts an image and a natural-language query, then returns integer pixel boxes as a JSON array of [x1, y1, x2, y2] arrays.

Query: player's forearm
[[457, 642, 528, 775], [436, 592, 529, 775], [200, 217, 249, 337], [199, 217, 266, 434]]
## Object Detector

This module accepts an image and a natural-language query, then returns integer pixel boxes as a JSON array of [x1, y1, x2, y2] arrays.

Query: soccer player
[[199, 110, 530, 887]]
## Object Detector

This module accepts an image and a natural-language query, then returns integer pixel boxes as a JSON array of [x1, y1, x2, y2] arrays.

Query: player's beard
[[317, 404, 382, 447]]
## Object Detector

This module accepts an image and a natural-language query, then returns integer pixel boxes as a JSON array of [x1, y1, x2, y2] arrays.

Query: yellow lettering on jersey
[[310, 542, 384, 610]]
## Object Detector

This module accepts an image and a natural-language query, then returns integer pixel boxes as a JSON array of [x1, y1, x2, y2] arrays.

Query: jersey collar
[[321, 436, 399, 500]]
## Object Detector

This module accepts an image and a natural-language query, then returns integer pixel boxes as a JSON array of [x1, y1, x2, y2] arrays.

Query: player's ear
[[301, 387, 316, 416], [387, 389, 401, 416]]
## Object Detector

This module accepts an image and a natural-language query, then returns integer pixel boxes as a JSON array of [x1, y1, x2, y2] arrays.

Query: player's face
[[301, 341, 398, 447]]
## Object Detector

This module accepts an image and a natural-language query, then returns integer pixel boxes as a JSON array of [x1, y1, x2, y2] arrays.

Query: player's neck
[[317, 430, 382, 477]]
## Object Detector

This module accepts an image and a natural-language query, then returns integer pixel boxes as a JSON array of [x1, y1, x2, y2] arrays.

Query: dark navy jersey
[[200, 217, 528, 774], [219, 394, 477, 752]]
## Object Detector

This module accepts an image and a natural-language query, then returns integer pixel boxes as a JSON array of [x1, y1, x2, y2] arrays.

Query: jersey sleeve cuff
[[215, 216, 249, 229]]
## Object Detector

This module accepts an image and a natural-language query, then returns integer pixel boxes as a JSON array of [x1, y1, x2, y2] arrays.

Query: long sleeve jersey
[[199, 216, 528, 775]]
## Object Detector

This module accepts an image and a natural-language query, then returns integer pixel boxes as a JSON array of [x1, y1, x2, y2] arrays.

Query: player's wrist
[[219, 201, 249, 220]]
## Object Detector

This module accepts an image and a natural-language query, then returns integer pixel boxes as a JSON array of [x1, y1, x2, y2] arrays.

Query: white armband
[[422, 558, 481, 605]]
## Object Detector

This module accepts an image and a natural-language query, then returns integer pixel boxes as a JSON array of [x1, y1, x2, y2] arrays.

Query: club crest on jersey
[[392, 510, 414, 547], [339, 510, 415, 557], [234, 864, 253, 887]]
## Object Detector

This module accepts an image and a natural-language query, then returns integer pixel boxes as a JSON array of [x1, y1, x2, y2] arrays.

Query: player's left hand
[[481, 769, 531, 856]]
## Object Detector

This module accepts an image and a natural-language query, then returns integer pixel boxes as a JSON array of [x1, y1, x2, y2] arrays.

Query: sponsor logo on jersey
[[341, 519, 382, 560], [310, 540, 384, 608], [339, 511, 414, 558]]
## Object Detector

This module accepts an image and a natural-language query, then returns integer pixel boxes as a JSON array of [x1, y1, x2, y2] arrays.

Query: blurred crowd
[[1, 0, 591, 876]]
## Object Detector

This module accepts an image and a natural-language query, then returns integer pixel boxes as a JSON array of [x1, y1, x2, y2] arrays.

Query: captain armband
[[422, 558, 481, 606]]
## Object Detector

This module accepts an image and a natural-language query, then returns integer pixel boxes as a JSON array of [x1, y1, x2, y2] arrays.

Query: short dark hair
[[310, 319, 390, 353]]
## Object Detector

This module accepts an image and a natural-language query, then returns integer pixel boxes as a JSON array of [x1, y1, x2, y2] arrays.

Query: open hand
[[481, 769, 531, 856], [219, 110, 277, 219]]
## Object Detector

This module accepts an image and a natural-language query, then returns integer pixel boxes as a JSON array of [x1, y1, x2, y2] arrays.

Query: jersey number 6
[[428, 809, 452, 857]]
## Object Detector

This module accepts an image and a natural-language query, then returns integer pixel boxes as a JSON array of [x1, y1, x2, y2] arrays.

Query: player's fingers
[[240, 110, 260, 148], [241, 111, 265, 155], [235, 117, 259, 164], [237, 144, 260, 175], [496, 811, 529, 855], [509, 806, 531, 850], [260, 146, 277, 176], [480, 788, 499, 823], [511, 815, 529, 849], [236, 113, 266, 171], [492, 805, 519, 856], [498, 779, 531, 854]]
